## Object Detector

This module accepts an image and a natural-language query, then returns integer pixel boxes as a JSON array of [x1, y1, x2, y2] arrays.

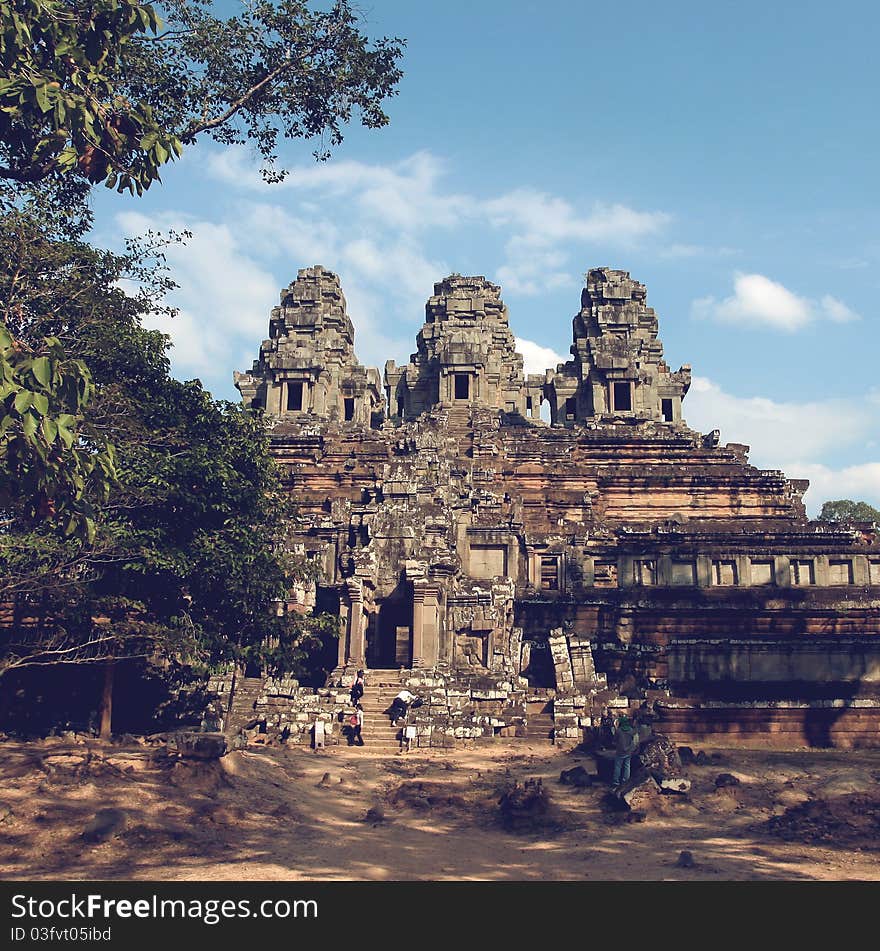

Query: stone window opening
[[712, 560, 738, 586], [593, 560, 617, 588], [344, 397, 355, 421], [286, 381, 304, 412], [662, 398, 674, 422], [540, 555, 560, 590], [454, 373, 470, 400], [634, 559, 657, 585], [526, 396, 533, 417], [565, 397, 576, 420], [828, 559, 853, 585], [790, 559, 815, 586], [613, 381, 632, 412]]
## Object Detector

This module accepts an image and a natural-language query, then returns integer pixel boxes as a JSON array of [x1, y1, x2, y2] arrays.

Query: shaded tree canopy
[[1, 208, 337, 684], [817, 499, 880, 524], [1, 0, 404, 199]]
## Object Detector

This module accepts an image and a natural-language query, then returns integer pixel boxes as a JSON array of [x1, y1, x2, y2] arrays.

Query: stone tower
[[544, 267, 691, 424], [384, 275, 526, 419], [234, 266, 383, 425]]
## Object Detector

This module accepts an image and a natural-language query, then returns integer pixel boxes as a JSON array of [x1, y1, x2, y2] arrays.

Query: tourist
[[611, 714, 638, 788], [388, 688, 416, 725], [349, 671, 364, 706], [634, 700, 656, 745], [353, 703, 365, 746]]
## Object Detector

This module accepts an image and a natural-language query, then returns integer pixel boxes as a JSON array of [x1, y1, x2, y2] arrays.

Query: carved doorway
[[369, 582, 413, 668]]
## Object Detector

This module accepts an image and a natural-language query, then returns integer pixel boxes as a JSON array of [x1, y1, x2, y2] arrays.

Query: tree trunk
[[99, 661, 115, 739]]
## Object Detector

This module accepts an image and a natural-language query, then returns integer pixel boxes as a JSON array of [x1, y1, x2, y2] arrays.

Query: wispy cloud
[[692, 273, 862, 331], [659, 243, 740, 259], [684, 376, 880, 514], [205, 147, 670, 298], [117, 211, 277, 384]]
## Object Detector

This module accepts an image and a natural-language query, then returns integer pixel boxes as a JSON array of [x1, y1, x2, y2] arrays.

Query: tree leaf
[[31, 356, 51, 386], [21, 410, 37, 439], [14, 390, 33, 414]]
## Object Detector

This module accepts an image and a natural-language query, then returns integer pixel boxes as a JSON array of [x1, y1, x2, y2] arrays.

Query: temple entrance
[[454, 373, 470, 400], [367, 582, 413, 668]]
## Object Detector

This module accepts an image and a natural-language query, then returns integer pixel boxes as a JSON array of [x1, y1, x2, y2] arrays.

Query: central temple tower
[[384, 274, 526, 419]]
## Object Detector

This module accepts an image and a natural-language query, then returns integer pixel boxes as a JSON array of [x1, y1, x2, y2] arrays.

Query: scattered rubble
[[498, 778, 552, 832], [82, 808, 128, 843]]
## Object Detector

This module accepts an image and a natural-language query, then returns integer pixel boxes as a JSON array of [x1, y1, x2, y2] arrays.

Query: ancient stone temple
[[234, 266, 382, 426], [235, 266, 880, 749]]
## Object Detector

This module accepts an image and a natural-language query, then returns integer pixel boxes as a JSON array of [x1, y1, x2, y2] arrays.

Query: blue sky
[[92, 0, 880, 514]]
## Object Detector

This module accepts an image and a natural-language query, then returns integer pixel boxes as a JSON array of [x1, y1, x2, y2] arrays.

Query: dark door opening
[[287, 381, 303, 411], [613, 381, 632, 411], [368, 582, 414, 668], [661, 398, 674, 421], [344, 397, 355, 421], [454, 373, 470, 400]]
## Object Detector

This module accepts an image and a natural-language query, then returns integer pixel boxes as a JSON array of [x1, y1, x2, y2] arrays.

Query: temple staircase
[[357, 668, 405, 752], [224, 675, 264, 735]]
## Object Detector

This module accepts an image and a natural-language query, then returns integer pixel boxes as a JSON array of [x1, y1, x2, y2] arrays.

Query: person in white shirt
[[389, 689, 416, 725]]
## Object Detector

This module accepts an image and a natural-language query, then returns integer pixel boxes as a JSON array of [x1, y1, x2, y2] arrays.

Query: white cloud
[[207, 149, 468, 233], [515, 338, 567, 376], [204, 147, 670, 297], [820, 294, 862, 324], [659, 243, 740, 259], [693, 273, 862, 332], [684, 376, 880, 515], [783, 462, 880, 516], [484, 191, 668, 247], [116, 210, 277, 385], [685, 376, 874, 462]]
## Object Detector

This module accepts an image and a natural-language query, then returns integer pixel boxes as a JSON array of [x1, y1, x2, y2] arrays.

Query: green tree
[[0, 324, 116, 540], [1, 0, 404, 524], [1, 0, 404, 197], [0, 212, 336, 731], [817, 499, 880, 524]]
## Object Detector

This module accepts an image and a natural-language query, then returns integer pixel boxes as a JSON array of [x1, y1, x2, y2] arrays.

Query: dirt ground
[[1, 735, 879, 882]]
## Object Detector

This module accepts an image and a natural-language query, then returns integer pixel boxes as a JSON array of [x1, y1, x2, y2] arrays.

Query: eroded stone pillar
[[337, 602, 349, 667], [411, 582, 440, 668], [344, 578, 366, 667], [268, 380, 283, 414]]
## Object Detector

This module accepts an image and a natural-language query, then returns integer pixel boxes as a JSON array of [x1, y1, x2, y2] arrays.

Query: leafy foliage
[[1, 0, 180, 194], [1, 0, 404, 197], [0, 0, 402, 711], [817, 499, 880, 524], [0, 324, 116, 540], [0, 209, 337, 681]]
